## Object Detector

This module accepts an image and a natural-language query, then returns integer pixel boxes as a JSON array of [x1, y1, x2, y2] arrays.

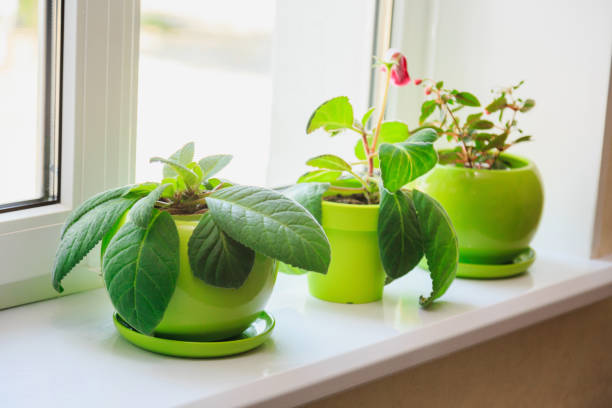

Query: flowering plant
[[414, 79, 535, 169], [284, 49, 458, 307]]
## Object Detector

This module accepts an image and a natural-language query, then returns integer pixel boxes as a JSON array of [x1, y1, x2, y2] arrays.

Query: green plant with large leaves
[[285, 49, 458, 307], [52, 143, 331, 334]]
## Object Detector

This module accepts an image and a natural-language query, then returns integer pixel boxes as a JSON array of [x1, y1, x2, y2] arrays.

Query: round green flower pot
[[414, 153, 543, 264], [102, 214, 277, 341], [307, 201, 385, 303]]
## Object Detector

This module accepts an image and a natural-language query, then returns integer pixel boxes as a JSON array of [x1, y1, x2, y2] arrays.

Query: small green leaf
[[379, 136, 438, 192], [407, 128, 438, 143], [471, 120, 494, 130], [361, 107, 376, 128], [297, 170, 342, 183], [306, 96, 354, 134], [206, 186, 331, 273], [150, 157, 198, 188], [52, 195, 141, 292], [513, 135, 532, 144], [354, 121, 411, 164], [488, 132, 509, 149], [436, 81, 444, 90], [306, 154, 352, 172], [419, 100, 437, 124], [455, 92, 481, 107], [378, 188, 424, 281], [103, 210, 180, 334], [204, 178, 233, 190], [188, 212, 255, 289], [413, 190, 458, 307], [129, 184, 171, 228], [198, 154, 233, 180], [466, 112, 483, 125], [485, 96, 507, 113], [279, 182, 330, 223], [163, 142, 194, 178], [520, 99, 535, 113]]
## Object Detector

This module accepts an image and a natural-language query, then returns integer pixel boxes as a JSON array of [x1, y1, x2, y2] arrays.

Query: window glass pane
[[136, 0, 275, 186], [0, 0, 60, 209]]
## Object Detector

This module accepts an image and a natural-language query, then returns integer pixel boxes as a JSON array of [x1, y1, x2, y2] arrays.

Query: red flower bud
[[414, 78, 422, 85], [425, 85, 432, 95], [484, 109, 490, 115], [383, 48, 410, 86]]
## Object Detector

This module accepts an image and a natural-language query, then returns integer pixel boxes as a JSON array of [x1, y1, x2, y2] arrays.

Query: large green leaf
[[306, 154, 352, 172], [379, 139, 437, 192], [198, 154, 233, 180], [102, 210, 179, 334], [306, 96, 354, 134], [52, 195, 141, 292], [150, 157, 199, 188], [129, 184, 171, 228], [163, 142, 194, 178], [60, 185, 131, 238], [206, 185, 330, 273], [279, 182, 330, 223], [354, 121, 411, 164], [378, 188, 424, 281], [297, 169, 342, 183], [188, 212, 255, 288], [407, 128, 438, 144], [413, 190, 458, 307]]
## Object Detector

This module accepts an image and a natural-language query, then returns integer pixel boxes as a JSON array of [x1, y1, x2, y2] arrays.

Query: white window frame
[[0, 0, 140, 308]]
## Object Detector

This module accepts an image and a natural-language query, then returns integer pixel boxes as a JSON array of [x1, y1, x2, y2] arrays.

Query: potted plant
[[52, 143, 331, 357], [281, 49, 459, 306], [412, 79, 543, 277]]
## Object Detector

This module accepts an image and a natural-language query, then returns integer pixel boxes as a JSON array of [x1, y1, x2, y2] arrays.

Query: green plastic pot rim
[[169, 213, 204, 222], [321, 200, 379, 210], [435, 151, 536, 173]]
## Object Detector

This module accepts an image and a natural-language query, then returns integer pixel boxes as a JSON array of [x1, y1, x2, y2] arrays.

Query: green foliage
[[379, 136, 437, 192], [129, 184, 171, 228], [279, 182, 330, 223], [206, 186, 331, 274], [378, 189, 423, 281], [306, 96, 354, 134], [163, 142, 194, 178], [198, 154, 233, 180], [354, 121, 411, 166], [412, 190, 458, 307], [52, 195, 140, 292], [103, 210, 180, 334], [306, 154, 352, 172], [188, 212, 255, 289], [298, 169, 342, 183], [150, 157, 199, 188], [454, 92, 480, 107]]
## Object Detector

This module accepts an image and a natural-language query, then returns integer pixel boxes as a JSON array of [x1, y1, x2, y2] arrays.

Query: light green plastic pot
[[414, 153, 543, 264], [307, 201, 385, 303], [102, 214, 277, 341]]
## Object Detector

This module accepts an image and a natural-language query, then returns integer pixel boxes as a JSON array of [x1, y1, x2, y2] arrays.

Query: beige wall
[[304, 297, 612, 408]]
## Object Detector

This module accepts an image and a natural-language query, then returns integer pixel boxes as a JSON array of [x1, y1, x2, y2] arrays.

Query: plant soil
[[323, 194, 375, 205]]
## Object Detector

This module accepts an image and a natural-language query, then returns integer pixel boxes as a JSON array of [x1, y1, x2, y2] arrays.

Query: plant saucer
[[420, 247, 536, 279], [113, 311, 275, 358]]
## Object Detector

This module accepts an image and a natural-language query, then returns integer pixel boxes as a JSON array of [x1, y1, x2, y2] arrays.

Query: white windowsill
[[2, 250, 612, 408]]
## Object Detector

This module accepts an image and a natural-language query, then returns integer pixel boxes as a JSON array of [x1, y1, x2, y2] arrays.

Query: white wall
[[265, 0, 376, 187], [391, 0, 612, 259]]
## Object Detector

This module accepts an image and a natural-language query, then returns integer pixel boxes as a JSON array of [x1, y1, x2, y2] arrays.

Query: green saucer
[[420, 248, 536, 279], [113, 311, 275, 358]]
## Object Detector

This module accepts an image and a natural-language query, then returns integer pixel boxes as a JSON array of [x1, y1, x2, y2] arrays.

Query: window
[[0, 0, 61, 211]]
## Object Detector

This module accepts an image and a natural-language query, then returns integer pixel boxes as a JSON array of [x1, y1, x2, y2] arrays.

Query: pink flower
[[425, 86, 432, 95], [383, 49, 410, 86], [414, 78, 422, 85]]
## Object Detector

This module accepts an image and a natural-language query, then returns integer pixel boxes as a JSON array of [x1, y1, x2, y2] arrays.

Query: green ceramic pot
[[414, 153, 543, 264], [307, 201, 385, 303], [102, 214, 277, 341]]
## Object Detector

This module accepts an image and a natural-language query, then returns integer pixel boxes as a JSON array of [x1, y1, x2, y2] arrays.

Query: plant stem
[[444, 101, 473, 168], [369, 68, 392, 176]]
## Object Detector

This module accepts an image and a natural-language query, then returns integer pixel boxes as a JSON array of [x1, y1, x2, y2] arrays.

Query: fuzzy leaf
[[306, 96, 354, 134], [378, 188, 424, 281], [206, 186, 330, 273], [298, 169, 342, 183], [198, 154, 233, 180], [150, 157, 199, 187], [306, 154, 352, 172], [280, 182, 330, 223], [129, 184, 171, 228], [103, 210, 179, 334], [379, 135, 438, 192], [485, 96, 507, 113], [455, 92, 481, 107], [163, 142, 194, 178], [520, 99, 535, 113], [413, 190, 458, 307], [188, 212, 255, 289], [52, 195, 141, 292]]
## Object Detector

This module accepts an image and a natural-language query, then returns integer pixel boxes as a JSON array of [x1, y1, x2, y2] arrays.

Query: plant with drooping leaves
[[52, 143, 331, 334], [414, 79, 535, 169], [281, 49, 459, 307]]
